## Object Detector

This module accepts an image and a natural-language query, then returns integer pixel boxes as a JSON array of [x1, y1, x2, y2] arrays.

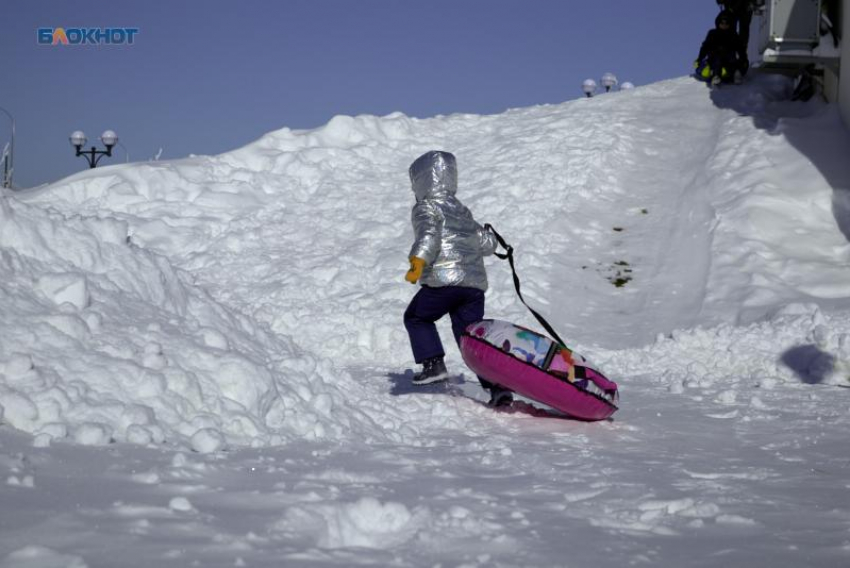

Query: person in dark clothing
[[717, 0, 754, 48], [695, 10, 749, 86]]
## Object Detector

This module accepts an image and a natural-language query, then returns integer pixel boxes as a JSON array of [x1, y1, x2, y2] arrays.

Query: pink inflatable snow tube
[[460, 320, 619, 421]]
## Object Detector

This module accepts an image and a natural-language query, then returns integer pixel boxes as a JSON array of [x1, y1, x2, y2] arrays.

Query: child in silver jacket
[[403, 150, 513, 406]]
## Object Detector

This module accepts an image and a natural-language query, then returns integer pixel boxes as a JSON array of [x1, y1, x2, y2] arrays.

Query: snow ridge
[[0, 197, 374, 449], [5, 74, 850, 452], [3, 74, 850, 568]]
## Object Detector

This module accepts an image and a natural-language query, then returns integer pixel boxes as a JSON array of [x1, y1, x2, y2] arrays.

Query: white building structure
[[753, 0, 848, 127]]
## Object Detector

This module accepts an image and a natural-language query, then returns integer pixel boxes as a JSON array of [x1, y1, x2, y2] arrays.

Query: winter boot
[[733, 70, 743, 85], [711, 75, 722, 87], [487, 387, 514, 408], [412, 356, 449, 385]]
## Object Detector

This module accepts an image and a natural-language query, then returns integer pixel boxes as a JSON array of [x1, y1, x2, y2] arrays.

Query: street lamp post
[[582, 79, 598, 98], [1, 143, 9, 189], [70, 130, 119, 168], [117, 140, 130, 163], [601, 73, 619, 92], [0, 106, 15, 189]]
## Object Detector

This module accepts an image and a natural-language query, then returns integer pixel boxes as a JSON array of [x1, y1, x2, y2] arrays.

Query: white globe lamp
[[582, 79, 597, 98], [601, 73, 618, 92], [100, 130, 119, 149], [69, 130, 87, 149]]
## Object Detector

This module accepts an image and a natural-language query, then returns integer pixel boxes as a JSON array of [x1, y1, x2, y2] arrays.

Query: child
[[403, 150, 513, 407], [695, 10, 749, 86]]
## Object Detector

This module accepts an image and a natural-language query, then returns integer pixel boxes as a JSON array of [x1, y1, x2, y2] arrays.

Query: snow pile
[[25, 92, 679, 365], [0, 196, 369, 449], [0, 545, 88, 568], [699, 79, 850, 322], [5, 73, 850, 452], [2, 73, 850, 567], [277, 497, 426, 549], [601, 303, 850, 400]]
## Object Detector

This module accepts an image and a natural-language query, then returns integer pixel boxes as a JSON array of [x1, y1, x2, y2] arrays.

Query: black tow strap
[[484, 223, 568, 348]]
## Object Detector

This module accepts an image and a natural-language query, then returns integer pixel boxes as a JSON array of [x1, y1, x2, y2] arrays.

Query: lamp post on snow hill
[[70, 129, 119, 168], [0, 106, 15, 189], [601, 72, 618, 92], [582, 79, 597, 98]]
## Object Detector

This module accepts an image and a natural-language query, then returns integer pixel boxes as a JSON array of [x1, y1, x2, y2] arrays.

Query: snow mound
[[24, 78, 717, 364], [6, 74, 850, 450], [598, 303, 850, 398], [276, 497, 426, 549], [1, 545, 88, 568], [0, 197, 373, 448]]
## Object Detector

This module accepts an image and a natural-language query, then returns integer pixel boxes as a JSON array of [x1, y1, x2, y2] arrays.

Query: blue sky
[[1, 1, 720, 188]]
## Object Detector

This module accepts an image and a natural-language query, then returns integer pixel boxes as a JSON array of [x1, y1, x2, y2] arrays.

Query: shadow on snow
[[384, 371, 583, 419], [780, 344, 837, 385], [708, 72, 850, 243]]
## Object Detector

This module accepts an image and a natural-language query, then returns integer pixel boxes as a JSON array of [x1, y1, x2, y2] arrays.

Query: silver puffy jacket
[[408, 151, 497, 291]]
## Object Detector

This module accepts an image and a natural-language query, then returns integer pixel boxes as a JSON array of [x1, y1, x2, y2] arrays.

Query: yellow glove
[[405, 256, 426, 284]]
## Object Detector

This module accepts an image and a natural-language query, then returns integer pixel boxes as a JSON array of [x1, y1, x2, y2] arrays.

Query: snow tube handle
[[484, 223, 568, 348]]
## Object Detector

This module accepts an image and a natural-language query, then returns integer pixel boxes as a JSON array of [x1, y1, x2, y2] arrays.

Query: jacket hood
[[716, 10, 734, 27], [409, 151, 458, 201]]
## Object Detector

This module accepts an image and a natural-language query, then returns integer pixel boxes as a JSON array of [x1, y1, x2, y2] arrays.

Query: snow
[[1, 73, 850, 566]]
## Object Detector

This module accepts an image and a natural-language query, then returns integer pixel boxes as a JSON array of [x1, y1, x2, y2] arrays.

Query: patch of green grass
[[610, 260, 632, 287]]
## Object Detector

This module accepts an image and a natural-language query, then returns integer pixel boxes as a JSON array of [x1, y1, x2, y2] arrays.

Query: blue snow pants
[[403, 285, 495, 390]]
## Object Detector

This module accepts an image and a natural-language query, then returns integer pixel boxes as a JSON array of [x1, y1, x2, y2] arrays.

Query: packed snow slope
[[1, 73, 850, 567], [4, 73, 850, 449]]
